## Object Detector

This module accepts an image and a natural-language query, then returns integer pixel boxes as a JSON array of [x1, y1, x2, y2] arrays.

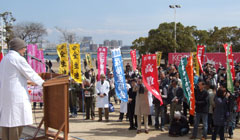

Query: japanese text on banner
[[57, 43, 69, 75], [69, 44, 82, 83], [111, 48, 128, 102], [142, 54, 163, 105], [97, 47, 107, 80], [130, 50, 137, 71]]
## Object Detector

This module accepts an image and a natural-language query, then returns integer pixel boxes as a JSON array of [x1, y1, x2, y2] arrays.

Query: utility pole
[[169, 5, 181, 53]]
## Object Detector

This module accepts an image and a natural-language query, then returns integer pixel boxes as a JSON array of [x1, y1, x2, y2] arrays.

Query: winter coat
[[134, 84, 150, 116]]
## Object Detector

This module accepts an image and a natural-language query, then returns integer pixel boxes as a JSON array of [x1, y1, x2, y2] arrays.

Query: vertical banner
[[130, 50, 137, 71], [38, 49, 46, 73], [57, 43, 69, 75], [27, 44, 38, 72], [111, 48, 128, 102], [196, 45, 205, 73], [156, 51, 162, 66], [186, 56, 195, 115], [69, 44, 82, 83], [224, 44, 235, 93], [85, 53, 93, 69], [0, 52, 3, 62], [191, 52, 199, 76], [142, 54, 163, 105], [178, 57, 191, 103], [97, 47, 108, 80]]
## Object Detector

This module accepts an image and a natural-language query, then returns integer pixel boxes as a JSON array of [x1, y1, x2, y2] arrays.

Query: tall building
[[90, 44, 98, 51], [103, 40, 110, 47], [81, 36, 93, 51]]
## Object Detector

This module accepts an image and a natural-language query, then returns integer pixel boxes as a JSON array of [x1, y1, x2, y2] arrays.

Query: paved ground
[[1, 103, 239, 140]]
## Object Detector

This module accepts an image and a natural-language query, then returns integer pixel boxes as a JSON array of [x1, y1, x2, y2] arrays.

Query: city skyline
[[1, 0, 240, 45]]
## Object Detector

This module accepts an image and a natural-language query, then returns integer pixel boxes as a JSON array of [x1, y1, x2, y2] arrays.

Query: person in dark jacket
[[167, 78, 184, 122], [128, 79, 138, 130], [154, 71, 168, 131], [169, 111, 189, 137], [212, 89, 229, 140], [83, 79, 95, 120], [190, 80, 209, 140]]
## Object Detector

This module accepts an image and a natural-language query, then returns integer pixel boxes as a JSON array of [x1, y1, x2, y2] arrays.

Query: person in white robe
[[96, 74, 110, 122], [0, 38, 44, 140]]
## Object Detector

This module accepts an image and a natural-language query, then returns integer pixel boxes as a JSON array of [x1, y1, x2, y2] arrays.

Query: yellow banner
[[57, 43, 69, 75], [85, 53, 93, 69], [156, 51, 162, 66], [69, 44, 82, 83], [191, 52, 199, 76]]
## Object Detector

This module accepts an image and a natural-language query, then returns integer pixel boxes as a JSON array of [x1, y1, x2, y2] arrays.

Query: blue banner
[[111, 48, 128, 102]]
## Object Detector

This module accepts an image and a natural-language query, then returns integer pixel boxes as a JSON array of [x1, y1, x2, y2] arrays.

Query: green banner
[[226, 46, 234, 93], [178, 57, 191, 103]]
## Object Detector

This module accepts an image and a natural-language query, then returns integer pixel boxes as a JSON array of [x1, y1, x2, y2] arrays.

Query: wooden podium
[[32, 73, 69, 140]]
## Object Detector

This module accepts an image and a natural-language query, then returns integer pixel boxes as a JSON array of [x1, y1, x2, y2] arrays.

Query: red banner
[[142, 54, 163, 105], [186, 56, 195, 115], [169, 53, 240, 71], [197, 45, 205, 73], [0, 52, 3, 62], [130, 50, 137, 71], [223, 44, 235, 81], [97, 47, 108, 80]]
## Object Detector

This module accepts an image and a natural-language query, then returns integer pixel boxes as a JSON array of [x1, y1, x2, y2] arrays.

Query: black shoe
[[117, 119, 122, 122], [98, 119, 102, 122], [128, 127, 137, 130], [229, 135, 233, 139]]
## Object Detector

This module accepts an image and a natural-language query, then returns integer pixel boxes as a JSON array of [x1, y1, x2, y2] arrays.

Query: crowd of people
[[68, 61, 240, 140]]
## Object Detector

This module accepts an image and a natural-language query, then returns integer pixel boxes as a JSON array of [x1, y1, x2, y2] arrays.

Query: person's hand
[[100, 94, 104, 98], [174, 98, 179, 103], [128, 98, 132, 103], [27, 80, 37, 86]]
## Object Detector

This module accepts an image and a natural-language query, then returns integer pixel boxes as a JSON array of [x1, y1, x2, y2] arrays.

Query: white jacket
[[0, 50, 44, 127], [96, 80, 110, 108]]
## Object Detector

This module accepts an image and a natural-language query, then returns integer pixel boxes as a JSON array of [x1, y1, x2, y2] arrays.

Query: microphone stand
[[30, 56, 55, 79]]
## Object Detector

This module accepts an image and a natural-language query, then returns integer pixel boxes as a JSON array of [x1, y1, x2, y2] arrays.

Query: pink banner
[[169, 52, 240, 70], [130, 50, 137, 71], [27, 44, 38, 72], [224, 44, 235, 81], [197, 45, 205, 73], [38, 49, 46, 73], [142, 54, 163, 105], [27, 44, 46, 73], [97, 47, 108, 80]]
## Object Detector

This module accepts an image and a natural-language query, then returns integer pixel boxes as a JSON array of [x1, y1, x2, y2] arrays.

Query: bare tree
[[13, 22, 47, 44], [55, 26, 80, 43], [0, 12, 16, 45]]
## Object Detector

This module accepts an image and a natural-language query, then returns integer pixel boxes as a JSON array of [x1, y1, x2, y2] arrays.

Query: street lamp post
[[169, 5, 181, 53]]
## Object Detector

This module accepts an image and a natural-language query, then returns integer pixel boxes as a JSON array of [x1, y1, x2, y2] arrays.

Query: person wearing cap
[[96, 74, 110, 122], [0, 38, 44, 140], [169, 111, 189, 137]]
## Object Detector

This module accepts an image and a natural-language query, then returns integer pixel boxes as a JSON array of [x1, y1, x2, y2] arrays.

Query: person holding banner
[[96, 74, 110, 122], [134, 77, 150, 134], [0, 38, 44, 140]]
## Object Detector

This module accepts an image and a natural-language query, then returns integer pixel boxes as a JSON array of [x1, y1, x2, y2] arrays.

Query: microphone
[[27, 54, 42, 63]]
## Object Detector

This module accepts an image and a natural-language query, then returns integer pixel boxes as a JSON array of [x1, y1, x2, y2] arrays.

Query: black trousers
[[128, 100, 137, 128], [85, 97, 95, 119], [212, 125, 225, 140]]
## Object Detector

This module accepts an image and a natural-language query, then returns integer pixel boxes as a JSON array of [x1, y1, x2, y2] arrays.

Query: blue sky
[[1, 0, 240, 45]]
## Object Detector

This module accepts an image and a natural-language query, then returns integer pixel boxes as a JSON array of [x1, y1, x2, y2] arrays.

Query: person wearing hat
[[96, 74, 110, 122], [0, 38, 44, 140]]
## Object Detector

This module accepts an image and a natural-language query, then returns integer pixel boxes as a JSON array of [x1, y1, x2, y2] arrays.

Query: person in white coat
[[0, 38, 44, 140], [96, 74, 110, 122]]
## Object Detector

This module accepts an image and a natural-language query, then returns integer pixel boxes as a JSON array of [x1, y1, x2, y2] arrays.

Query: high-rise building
[[103, 40, 110, 47]]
